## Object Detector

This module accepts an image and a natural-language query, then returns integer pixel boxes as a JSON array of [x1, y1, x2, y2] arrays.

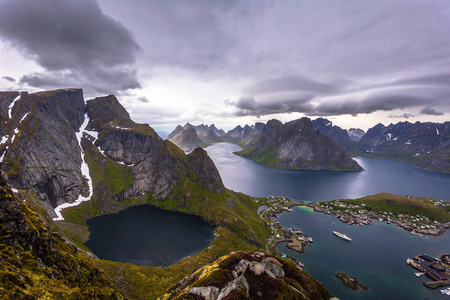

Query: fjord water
[[85, 205, 215, 266], [205, 143, 450, 201], [206, 143, 450, 300]]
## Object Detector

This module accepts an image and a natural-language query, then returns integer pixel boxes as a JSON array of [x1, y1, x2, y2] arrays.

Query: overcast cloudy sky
[[0, 0, 449, 132]]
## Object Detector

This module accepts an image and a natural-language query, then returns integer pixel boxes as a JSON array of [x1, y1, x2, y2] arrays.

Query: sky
[[0, 0, 449, 133]]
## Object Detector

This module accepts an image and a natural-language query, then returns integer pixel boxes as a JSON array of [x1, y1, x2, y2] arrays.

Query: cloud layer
[[0, 0, 140, 95]]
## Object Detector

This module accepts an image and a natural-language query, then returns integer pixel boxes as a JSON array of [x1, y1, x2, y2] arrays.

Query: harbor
[[314, 197, 450, 236], [407, 254, 450, 294]]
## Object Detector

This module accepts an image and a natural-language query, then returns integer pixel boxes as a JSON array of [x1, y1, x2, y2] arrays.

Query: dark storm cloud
[[421, 107, 444, 116], [243, 75, 342, 95], [0, 0, 140, 94], [137, 96, 149, 103], [226, 95, 313, 117], [389, 113, 415, 119], [228, 85, 449, 117], [2, 76, 15, 82]]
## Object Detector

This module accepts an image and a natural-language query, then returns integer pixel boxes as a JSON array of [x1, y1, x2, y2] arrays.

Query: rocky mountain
[[167, 123, 207, 152], [358, 121, 450, 173], [236, 118, 363, 171], [347, 128, 365, 141], [191, 123, 227, 144], [312, 118, 351, 149], [160, 251, 331, 300], [167, 123, 227, 152], [0, 89, 224, 218], [227, 123, 264, 145]]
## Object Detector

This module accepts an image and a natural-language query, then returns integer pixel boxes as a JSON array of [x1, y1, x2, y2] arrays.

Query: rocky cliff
[[0, 90, 225, 217], [0, 89, 87, 211], [358, 121, 450, 173], [236, 118, 363, 171], [160, 251, 331, 300]]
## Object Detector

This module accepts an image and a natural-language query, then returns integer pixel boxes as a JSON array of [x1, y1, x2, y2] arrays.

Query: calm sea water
[[206, 143, 450, 299], [205, 143, 450, 201], [85, 205, 215, 266]]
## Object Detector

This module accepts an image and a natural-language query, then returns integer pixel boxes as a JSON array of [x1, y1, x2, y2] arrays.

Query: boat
[[333, 231, 351, 241], [441, 287, 450, 295]]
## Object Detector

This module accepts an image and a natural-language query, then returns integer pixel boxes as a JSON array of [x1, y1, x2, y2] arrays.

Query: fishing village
[[257, 195, 450, 295]]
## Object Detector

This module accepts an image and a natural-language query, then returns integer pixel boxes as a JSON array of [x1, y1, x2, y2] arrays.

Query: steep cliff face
[[167, 123, 207, 152], [0, 89, 86, 209], [236, 118, 363, 171], [312, 118, 351, 149], [0, 175, 123, 298], [86, 95, 225, 202], [0, 90, 225, 216], [358, 121, 450, 172]]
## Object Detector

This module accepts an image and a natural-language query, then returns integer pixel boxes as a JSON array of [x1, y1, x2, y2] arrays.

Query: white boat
[[333, 231, 351, 241], [441, 287, 450, 295]]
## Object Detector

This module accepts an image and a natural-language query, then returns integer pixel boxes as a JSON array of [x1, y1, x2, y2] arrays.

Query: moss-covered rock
[[160, 251, 331, 300], [0, 174, 124, 299]]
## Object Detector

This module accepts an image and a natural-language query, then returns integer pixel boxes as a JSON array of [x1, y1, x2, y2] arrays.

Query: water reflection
[[206, 143, 450, 201]]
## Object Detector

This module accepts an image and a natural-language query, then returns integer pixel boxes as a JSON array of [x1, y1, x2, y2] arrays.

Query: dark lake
[[85, 205, 215, 266], [205, 142, 450, 300]]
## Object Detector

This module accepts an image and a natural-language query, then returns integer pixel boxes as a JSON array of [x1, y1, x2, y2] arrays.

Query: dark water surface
[[85, 205, 215, 266], [206, 143, 450, 299], [205, 143, 450, 201]]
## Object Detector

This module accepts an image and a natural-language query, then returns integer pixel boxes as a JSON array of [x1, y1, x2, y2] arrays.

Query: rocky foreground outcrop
[[160, 251, 331, 300], [0, 174, 123, 298]]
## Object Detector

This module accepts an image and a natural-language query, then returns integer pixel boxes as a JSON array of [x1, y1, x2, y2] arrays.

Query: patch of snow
[[84, 129, 98, 143], [53, 114, 93, 221], [0, 150, 6, 162], [436, 128, 439, 135], [415, 153, 420, 156], [113, 126, 130, 130], [8, 95, 20, 119], [1, 136, 8, 145], [19, 112, 30, 124], [393, 137, 398, 141], [12, 188, 18, 193], [326, 121, 331, 126], [386, 133, 392, 140], [405, 140, 412, 145]]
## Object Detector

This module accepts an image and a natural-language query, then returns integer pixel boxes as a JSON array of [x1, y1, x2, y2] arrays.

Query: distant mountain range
[[358, 121, 449, 173], [168, 117, 449, 173], [168, 118, 363, 171]]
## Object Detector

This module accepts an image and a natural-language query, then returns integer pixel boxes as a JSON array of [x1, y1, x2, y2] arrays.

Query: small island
[[313, 193, 450, 236], [335, 273, 369, 291]]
